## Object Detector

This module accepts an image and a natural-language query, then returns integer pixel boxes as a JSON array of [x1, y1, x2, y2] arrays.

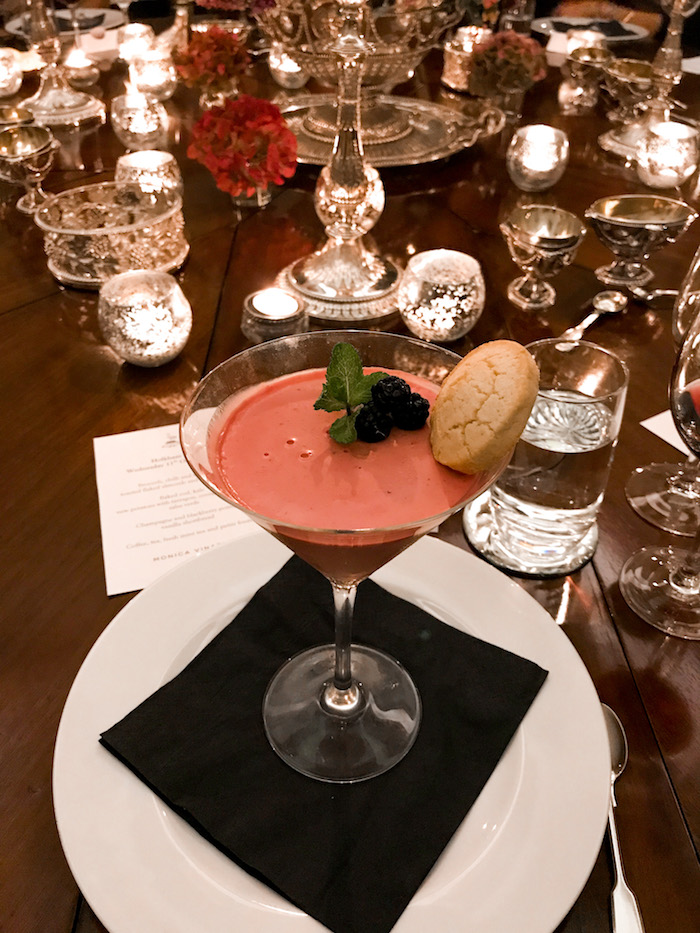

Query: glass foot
[[625, 462, 699, 537], [463, 492, 598, 577], [506, 276, 555, 311], [595, 262, 653, 288], [620, 546, 700, 639], [263, 644, 421, 783]]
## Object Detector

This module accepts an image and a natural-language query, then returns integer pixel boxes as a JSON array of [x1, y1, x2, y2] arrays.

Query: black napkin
[[101, 556, 547, 933], [550, 18, 636, 37]]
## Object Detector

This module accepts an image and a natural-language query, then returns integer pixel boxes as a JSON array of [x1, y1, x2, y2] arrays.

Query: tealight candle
[[110, 93, 169, 151], [129, 49, 177, 101], [64, 47, 99, 88], [268, 42, 308, 89], [506, 124, 569, 191], [637, 121, 699, 189], [242, 288, 306, 343], [115, 150, 183, 197], [0, 50, 22, 99]]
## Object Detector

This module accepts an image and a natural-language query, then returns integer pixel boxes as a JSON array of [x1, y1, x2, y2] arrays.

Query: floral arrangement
[[187, 94, 297, 197], [173, 26, 250, 96], [195, 0, 276, 15], [468, 29, 547, 96]]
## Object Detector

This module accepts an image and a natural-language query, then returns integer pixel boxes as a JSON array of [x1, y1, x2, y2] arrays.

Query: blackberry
[[371, 375, 411, 413], [355, 402, 393, 443], [392, 392, 430, 431]]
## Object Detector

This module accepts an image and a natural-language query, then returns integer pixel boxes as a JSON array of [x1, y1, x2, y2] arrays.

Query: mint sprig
[[314, 343, 388, 444]]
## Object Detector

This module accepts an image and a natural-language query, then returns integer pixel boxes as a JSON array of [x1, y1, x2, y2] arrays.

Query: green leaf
[[313, 342, 390, 444], [329, 412, 357, 445], [325, 343, 365, 406]]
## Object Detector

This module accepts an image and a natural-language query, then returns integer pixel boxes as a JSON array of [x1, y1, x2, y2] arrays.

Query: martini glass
[[620, 307, 700, 638], [180, 330, 506, 783]]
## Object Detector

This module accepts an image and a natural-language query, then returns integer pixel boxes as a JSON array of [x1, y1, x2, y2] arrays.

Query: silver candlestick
[[278, 0, 400, 323]]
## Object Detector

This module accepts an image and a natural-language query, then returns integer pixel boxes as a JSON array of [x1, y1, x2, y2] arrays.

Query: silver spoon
[[561, 290, 628, 341], [602, 704, 645, 933], [628, 285, 678, 307]]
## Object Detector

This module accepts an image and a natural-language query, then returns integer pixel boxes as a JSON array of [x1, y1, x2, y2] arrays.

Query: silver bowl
[[34, 182, 189, 288], [0, 123, 59, 214], [585, 194, 698, 288], [501, 204, 587, 310]]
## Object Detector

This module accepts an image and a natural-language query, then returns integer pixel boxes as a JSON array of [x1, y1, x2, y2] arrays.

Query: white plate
[[6, 8, 124, 38], [532, 16, 648, 42], [53, 529, 610, 933]]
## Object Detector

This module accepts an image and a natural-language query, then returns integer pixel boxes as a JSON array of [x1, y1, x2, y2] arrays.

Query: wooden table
[[2, 27, 700, 933]]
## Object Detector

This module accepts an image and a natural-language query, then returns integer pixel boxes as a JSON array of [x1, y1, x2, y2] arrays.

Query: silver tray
[[279, 94, 505, 167]]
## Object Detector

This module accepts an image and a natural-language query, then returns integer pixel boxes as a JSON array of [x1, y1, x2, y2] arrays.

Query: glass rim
[[179, 330, 500, 538], [524, 336, 630, 395]]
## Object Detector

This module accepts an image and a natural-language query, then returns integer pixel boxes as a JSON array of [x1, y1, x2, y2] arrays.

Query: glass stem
[[321, 582, 365, 717], [669, 510, 700, 595]]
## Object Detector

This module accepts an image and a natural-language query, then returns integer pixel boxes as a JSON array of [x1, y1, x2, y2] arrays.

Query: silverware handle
[[562, 309, 600, 341], [609, 800, 645, 933]]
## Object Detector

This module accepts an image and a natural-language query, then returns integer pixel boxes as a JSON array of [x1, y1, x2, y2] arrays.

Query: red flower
[[173, 26, 250, 96], [187, 95, 297, 197]]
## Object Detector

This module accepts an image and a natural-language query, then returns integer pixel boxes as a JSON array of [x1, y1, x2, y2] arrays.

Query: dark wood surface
[[2, 24, 700, 933]]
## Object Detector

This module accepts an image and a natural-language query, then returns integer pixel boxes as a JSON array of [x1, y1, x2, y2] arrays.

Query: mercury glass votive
[[98, 270, 192, 366], [0, 50, 22, 99], [441, 26, 492, 92], [506, 124, 569, 191], [64, 48, 99, 89], [241, 287, 307, 343], [268, 42, 309, 89], [397, 249, 485, 342], [119, 23, 156, 64], [637, 121, 699, 189], [115, 150, 183, 197], [110, 93, 169, 151], [129, 48, 177, 102]]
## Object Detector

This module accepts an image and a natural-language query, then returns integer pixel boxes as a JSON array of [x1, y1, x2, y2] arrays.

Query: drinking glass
[[625, 243, 700, 536], [620, 306, 700, 638], [464, 339, 629, 576], [180, 331, 508, 783]]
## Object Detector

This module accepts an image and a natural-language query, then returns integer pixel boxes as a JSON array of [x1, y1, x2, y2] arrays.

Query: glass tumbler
[[464, 339, 629, 576]]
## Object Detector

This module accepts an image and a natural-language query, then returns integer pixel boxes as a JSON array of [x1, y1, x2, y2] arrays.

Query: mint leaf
[[313, 342, 389, 444], [329, 412, 358, 445]]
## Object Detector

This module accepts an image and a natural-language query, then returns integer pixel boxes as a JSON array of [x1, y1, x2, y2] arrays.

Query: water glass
[[464, 339, 629, 575]]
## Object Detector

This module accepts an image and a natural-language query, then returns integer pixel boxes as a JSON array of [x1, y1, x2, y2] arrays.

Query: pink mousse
[[212, 367, 482, 530]]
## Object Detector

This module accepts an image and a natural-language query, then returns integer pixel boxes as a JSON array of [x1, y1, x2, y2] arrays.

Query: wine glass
[[180, 331, 507, 783], [625, 243, 700, 536], [619, 307, 700, 638]]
